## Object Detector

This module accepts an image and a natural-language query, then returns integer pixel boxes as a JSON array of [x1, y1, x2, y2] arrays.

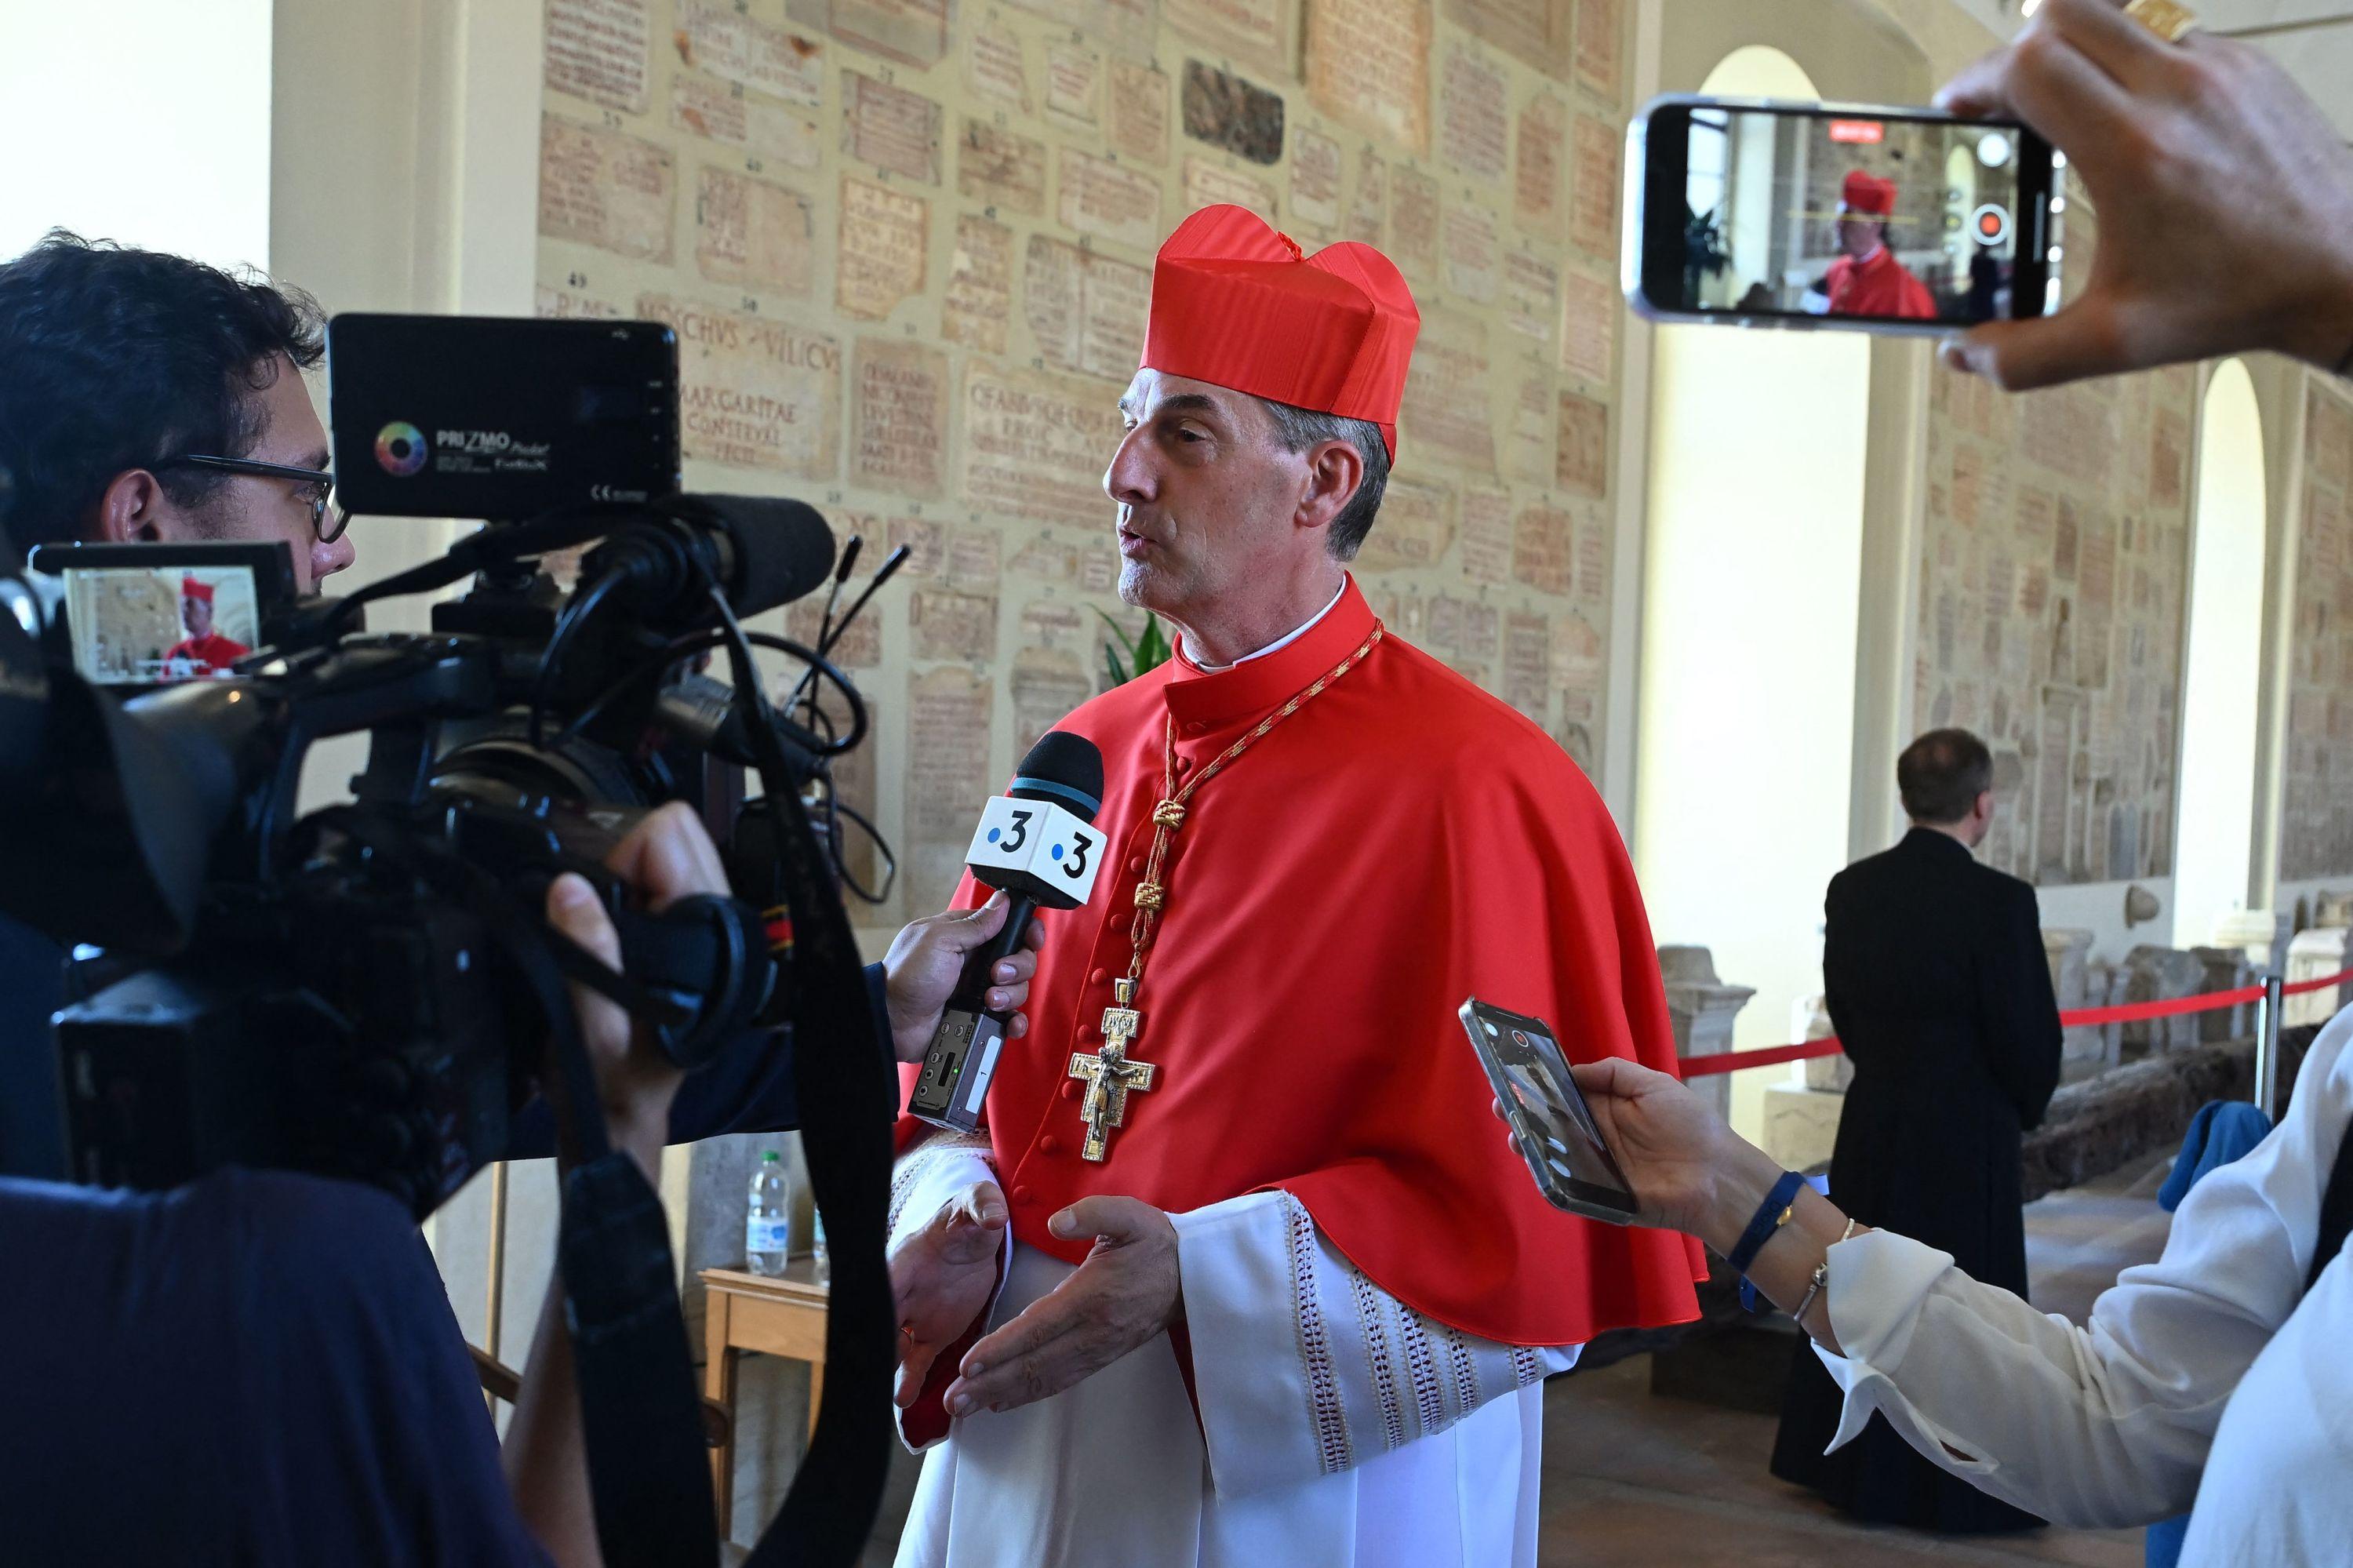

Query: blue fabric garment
[[1738, 1174, 1832, 1313], [2146, 1099, 2274, 1568], [0, 912, 66, 1179], [0, 1169, 553, 1566], [0, 955, 879, 1563], [2156, 1101, 2273, 1213]]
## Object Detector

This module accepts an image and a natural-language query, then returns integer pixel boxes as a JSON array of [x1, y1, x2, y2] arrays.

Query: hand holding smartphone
[[1460, 999, 1640, 1226], [1624, 96, 2060, 337]]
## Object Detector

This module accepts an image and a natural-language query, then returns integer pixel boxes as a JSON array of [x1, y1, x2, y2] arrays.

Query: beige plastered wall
[[253, 0, 2341, 1508]]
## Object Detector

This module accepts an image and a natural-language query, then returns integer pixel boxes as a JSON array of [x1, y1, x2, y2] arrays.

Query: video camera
[[7, 314, 887, 1213], [0, 314, 903, 1564]]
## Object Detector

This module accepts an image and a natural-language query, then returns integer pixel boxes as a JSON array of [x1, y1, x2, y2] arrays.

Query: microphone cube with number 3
[[966, 796, 1104, 910]]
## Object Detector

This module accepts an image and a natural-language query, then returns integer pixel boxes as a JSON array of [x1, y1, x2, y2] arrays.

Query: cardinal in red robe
[[1827, 170, 1939, 321], [883, 206, 1703, 1568], [163, 576, 249, 677]]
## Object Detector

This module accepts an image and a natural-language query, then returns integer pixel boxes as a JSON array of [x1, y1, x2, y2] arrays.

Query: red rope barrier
[[1675, 1039, 1842, 1076], [1674, 966, 2353, 1078], [2061, 984, 2266, 1028]]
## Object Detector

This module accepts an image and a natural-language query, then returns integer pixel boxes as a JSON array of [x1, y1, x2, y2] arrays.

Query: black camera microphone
[[907, 730, 1107, 1132], [590, 494, 836, 624], [654, 671, 828, 777]]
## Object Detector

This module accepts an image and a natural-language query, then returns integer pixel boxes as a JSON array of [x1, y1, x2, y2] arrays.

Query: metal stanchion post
[[483, 1159, 508, 1417], [2253, 973, 2286, 1122]]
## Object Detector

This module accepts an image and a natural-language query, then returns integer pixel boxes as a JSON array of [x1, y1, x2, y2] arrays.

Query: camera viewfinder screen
[[62, 565, 261, 686], [1683, 110, 2033, 325]]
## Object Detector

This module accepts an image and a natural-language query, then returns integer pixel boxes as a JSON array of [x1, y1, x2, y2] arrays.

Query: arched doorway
[[2172, 359, 2268, 947], [1634, 45, 1873, 1139]]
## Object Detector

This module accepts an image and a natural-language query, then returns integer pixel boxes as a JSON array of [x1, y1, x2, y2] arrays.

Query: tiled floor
[[1536, 1151, 2179, 1567], [1536, 1358, 2146, 1567]]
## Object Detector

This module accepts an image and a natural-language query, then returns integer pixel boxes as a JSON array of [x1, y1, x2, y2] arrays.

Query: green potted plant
[[1096, 607, 1172, 686]]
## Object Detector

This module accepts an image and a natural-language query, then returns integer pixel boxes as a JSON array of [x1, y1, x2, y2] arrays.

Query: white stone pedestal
[[1659, 945, 1755, 1122], [2192, 947, 2256, 1044], [1762, 1082, 1842, 1172], [1794, 993, 1849, 1093], [2213, 909, 2291, 972], [2044, 928, 2103, 1066], [2122, 944, 2204, 1054], [2286, 926, 2353, 1028]]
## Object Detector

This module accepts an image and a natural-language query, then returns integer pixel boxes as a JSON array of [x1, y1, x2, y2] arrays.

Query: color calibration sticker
[[375, 421, 428, 477]]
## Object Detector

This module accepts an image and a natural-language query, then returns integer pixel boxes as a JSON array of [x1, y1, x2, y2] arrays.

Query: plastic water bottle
[[811, 1207, 830, 1287], [746, 1151, 791, 1277]]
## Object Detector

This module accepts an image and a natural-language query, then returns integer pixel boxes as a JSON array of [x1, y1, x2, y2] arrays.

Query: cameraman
[[0, 802, 1042, 1566], [0, 233, 356, 592], [0, 231, 1048, 1173], [0, 233, 357, 1177]]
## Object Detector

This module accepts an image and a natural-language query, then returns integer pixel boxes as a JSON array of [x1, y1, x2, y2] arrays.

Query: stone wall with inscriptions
[[2282, 379, 2353, 882], [1913, 195, 2197, 886], [536, 0, 1633, 921]]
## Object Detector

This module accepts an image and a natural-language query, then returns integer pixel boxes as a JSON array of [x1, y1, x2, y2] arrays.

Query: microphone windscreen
[[1009, 731, 1104, 823], [680, 495, 837, 616]]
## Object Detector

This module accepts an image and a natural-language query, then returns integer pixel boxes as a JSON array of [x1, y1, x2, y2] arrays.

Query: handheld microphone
[[907, 730, 1106, 1132], [816, 534, 861, 653]]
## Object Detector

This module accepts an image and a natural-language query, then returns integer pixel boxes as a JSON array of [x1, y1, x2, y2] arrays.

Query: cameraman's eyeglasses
[[156, 454, 351, 544]]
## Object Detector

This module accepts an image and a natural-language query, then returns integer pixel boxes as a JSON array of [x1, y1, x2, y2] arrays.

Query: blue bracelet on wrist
[[1726, 1169, 1806, 1280]]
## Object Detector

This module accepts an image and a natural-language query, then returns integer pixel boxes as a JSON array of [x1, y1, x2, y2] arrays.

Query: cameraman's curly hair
[[0, 231, 325, 560]]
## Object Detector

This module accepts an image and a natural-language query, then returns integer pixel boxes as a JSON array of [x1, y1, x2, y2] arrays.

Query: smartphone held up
[[1624, 95, 2064, 337], [1460, 999, 1641, 1227]]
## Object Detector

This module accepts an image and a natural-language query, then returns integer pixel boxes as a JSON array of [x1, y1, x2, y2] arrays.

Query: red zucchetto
[[1140, 204, 1420, 458]]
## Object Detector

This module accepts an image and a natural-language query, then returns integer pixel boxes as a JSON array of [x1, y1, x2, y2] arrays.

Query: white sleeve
[[888, 1130, 996, 1248], [1810, 1015, 2353, 1528], [1171, 1189, 1579, 1499], [888, 1130, 1009, 1453]]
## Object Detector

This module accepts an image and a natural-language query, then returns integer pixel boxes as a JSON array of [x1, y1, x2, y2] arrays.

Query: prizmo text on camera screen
[[1683, 111, 2029, 325]]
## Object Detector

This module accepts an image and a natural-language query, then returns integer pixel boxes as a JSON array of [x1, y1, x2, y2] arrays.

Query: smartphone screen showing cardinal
[[1460, 999, 1639, 1224], [1684, 111, 2034, 325], [1638, 94, 2061, 332]]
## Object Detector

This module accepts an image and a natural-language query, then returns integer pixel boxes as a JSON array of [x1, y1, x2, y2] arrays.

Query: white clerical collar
[[1182, 579, 1348, 672]]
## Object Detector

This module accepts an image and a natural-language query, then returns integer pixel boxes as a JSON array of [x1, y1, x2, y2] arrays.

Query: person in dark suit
[[1769, 726, 2063, 1532]]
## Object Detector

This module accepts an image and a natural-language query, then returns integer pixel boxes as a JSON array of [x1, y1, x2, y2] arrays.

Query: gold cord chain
[[1120, 622, 1385, 997]]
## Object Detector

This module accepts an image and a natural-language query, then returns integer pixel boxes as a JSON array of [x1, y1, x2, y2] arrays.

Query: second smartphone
[[1624, 95, 2060, 337]]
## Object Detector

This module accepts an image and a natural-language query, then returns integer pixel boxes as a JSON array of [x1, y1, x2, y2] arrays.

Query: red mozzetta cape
[[165, 633, 251, 673], [895, 578, 1704, 1348], [1827, 246, 1937, 321]]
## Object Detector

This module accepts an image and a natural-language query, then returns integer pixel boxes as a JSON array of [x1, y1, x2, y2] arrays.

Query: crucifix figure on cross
[[1067, 991, 1159, 1162]]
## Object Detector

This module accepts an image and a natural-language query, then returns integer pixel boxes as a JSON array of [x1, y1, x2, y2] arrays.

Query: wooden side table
[[701, 1261, 830, 1538]]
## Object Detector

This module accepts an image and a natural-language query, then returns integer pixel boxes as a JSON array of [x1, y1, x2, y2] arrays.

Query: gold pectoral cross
[[1068, 989, 1159, 1162]]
